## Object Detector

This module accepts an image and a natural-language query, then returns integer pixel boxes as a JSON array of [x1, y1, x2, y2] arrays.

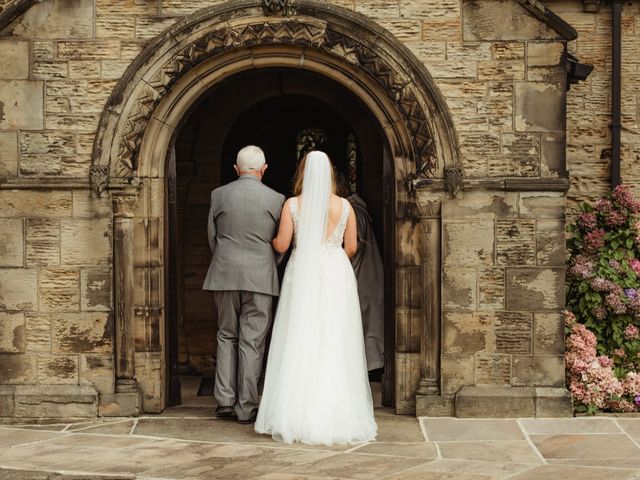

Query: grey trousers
[[213, 290, 273, 421]]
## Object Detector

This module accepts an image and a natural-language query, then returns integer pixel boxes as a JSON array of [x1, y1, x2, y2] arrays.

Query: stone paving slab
[[0, 414, 638, 479]]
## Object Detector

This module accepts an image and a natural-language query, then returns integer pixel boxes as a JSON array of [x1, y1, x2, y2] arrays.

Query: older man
[[203, 145, 285, 424]]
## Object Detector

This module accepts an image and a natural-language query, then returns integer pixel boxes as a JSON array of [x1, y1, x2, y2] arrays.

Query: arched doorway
[[167, 67, 393, 408], [90, 1, 459, 415]]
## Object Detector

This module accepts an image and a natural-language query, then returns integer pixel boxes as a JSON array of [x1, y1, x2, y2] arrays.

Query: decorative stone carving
[[262, 0, 295, 16], [444, 166, 464, 197], [90, 165, 108, 197], [105, 17, 438, 195]]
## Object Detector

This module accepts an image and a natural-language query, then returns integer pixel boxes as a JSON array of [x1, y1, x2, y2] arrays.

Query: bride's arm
[[272, 199, 294, 253], [343, 204, 357, 258]]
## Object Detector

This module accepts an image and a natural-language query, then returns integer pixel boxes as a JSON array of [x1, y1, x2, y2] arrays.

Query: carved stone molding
[[262, 0, 295, 16], [112, 190, 139, 217], [444, 166, 464, 198]]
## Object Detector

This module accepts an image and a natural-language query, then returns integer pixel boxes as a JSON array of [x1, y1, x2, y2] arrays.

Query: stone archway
[[90, 0, 459, 415]]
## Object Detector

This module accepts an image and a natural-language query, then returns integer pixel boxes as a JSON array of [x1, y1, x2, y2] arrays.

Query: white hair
[[236, 145, 266, 171]]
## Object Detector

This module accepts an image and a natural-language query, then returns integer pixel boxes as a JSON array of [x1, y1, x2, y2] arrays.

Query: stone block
[[135, 351, 163, 413], [536, 219, 565, 266], [442, 191, 517, 219], [0, 40, 29, 79], [39, 267, 80, 312], [52, 312, 112, 354], [0, 80, 44, 130], [19, 132, 75, 156], [491, 41, 525, 60], [32, 61, 69, 80], [395, 352, 420, 414], [80, 354, 114, 395], [32, 41, 55, 60], [25, 313, 51, 353], [442, 268, 476, 310], [0, 385, 15, 416], [422, 19, 461, 41], [528, 42, 564, 67], [0, 268, 37, 310], [57, 40, 121, 60], [492, 133, 540, 177], [99, 391, 142, 416], [533, 313, 564, 356], [396, 308, 421, 353], [455, 385, 536, 417], [26, 219, 60, 266], [355, 0, 400, 17], [119, 41, 145, 61], [475, 353, 511, 385], [0, 354, 37, 384], [377, 20, 421, 41], [37, 354, 79, 384], [541, 132, 566, 177], [477, 268, 504, 310], [69, 61, 101, 79], [415, 394, 455, 417], [14, 385, 97, 417], [98, 0, 158, 15], [396, 266, 421, 308], [459, 132, 500, 177], [479, 96, 513, 130], [400, 0, 459, 17], [496, 220, 536, 266], [0, 312, 25, 353], [6, 0, 94, 38], [515, 82, 564, 132], [80, 268, 111, 312], [96, 15, 135, 39], [441, 355, 475, 395], [101, 60, 133, 80], [396, 221, 421, 266], [518, 192, 565, 219], [443, 221, 494, 267], [426, 60, 476, 79], [512, 355, 565, 387], [494, 311, 532, 354], [478, 60, 525, 80], [0, 131, 18, 177], [0, 218, 24, 267], [506, 268, 564, 311], [61, 218, 111, 265], [462, 0, 561, 41], [535, 387, 572, 417], [443, 312, 491, 355], [19, 154, 62, 176], [438, 80, 486, 98], [0, 191, 72, 218]]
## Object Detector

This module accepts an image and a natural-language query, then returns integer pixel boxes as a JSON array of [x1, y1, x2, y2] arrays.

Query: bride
[[254, 151, 377, 445]]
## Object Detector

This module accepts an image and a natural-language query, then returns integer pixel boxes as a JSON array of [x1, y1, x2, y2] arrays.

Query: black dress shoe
[[215, 406, 236, 418], [237, 413, 257, 425]]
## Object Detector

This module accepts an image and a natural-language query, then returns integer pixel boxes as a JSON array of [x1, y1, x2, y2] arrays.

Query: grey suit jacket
[[203, 175, 285, 296]]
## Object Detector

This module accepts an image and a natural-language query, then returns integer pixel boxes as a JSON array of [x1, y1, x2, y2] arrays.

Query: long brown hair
[[293, 151, 336, 196]]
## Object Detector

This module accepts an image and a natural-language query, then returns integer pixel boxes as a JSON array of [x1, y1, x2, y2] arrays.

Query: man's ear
[[261, 164, 268, 175], [234, 164, 240, 176]]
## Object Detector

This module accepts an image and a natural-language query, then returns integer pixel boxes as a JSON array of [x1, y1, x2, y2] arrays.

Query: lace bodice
[[290, 197, 349, 248]]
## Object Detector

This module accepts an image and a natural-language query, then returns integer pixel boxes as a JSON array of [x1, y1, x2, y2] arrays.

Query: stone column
[[415, 196, 441, 397], [104, 189, 142, 416]]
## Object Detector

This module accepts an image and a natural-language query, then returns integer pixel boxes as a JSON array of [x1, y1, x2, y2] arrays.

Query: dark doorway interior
[[166, 68, 393, 411]]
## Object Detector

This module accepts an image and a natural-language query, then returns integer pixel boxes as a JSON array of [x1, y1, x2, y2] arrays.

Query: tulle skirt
[[255, 246, 377, 445]]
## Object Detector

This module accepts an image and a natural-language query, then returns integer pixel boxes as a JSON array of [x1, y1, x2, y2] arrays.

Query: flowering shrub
[[566, 185, 640, 413]]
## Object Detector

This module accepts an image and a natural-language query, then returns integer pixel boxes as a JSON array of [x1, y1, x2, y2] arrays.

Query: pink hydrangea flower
[[605, 292, 627, 314], [577, 212, 598, 230], [612, 185, 640, 214], [624, 324, 640, 340], [630, 259, 640, 275], [584, 229, 606, 252]]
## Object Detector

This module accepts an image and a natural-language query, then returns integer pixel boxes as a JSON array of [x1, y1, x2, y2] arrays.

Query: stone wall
[[0, 0, 598, 417]]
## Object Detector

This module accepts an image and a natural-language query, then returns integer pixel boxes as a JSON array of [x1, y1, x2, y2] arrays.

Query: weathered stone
[[80, 354, 114, 395], [80, 268, 111, 312], [491, 41, 525, 60], [492, 133, 540, 176], [0, 312, 25, 353], [37, 354, 79, 384], [32, 41, 55, 60], [96, 15, 135, 38], [441, 355, 475, 395], [32, 60, 69, 79], [535, 387, 572, 417], [99, 391, 142, 417], [52, 312, 112, 354], [442, 191, 517, 219], [377, 20, 421, 41], [355, 0, 400, 17], [396, 221, 421, 266], [512, 355, 565, 387], [475, 353, 511, 385], [455, 385, 536, 417], [0, 131, 18, 177], [463, 0, 561, 41], [478, 60, 525, 80], [5, 0, 94, 38], [519, 192, 565, 219], [458, 132, 500, 177], [444, 221, 494, 267], [26, 219, 60, 266], [479, 96, 513, 130], [506, 268, 564, 311], [19, 154, 61, 176], [61, 219, 111, 265], [400, 0, 459, 17], [0, 268, 37, 310], [57, 40, 121, 60], [20, 132, 75, 156], [101, 60, 134, 79], [396, 266, 421, 308], [24, 313, 51, 353], [39, 268, 80, 312], [415, 394, 455, 417], [69, 60, 102, 79], [135, 351, 163, 413], [541, 132, 566, 177], [0, 40, 29, 80], [438, 80, 486, 98], [396, 308, 421, 353], [536, 219, 565, 266], [515, 82, 564, 132], [494, 311, 532, 354], [443, 268, 476, 310], [0, 385, 15, 416], [0, 354, 37, 384], [422, 19, 461, 41], [528, 42, 564, 67], [426, 60, 476, 79], [119, 41, 145, 61], [135, 16, 177, 40], [0, 80, 44, 130], [477, 268, 504, 310], [533, 313, 564, 355], [443, 312, 491, 355], [496, 220, 536, 266], [98, 0, 159, 15], [0, 218, 24, 267], [14, 385, 97, 417]]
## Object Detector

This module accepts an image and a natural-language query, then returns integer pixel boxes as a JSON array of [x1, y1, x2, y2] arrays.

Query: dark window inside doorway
[[167, 68, 392, 409]]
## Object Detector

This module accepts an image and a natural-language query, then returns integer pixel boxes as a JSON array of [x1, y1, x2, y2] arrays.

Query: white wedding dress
[[255, 155, 377, 445]]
